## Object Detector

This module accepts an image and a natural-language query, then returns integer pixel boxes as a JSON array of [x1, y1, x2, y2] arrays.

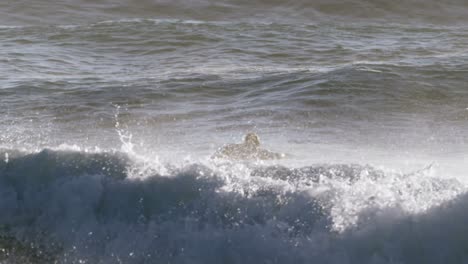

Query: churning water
[[1, 0, 468, 263]]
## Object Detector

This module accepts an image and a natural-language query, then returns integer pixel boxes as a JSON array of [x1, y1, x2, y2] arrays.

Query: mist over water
[[1, 0, 468, 263]]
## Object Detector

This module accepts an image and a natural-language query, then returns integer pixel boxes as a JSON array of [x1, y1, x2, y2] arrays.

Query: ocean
[[1, 0, 468, 263]]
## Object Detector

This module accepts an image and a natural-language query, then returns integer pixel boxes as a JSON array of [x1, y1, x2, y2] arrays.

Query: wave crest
[[0, 149, 465, 263]]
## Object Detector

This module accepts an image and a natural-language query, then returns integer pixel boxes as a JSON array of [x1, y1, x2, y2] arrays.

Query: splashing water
[[1, 1, 468, 262]]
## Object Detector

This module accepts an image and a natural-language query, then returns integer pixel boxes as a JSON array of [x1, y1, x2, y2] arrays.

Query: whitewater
[[1, 127, 466, 264], [1, 0, 468, 263]]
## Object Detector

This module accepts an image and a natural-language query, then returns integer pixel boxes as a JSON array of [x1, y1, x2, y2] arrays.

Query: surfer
[[213, 133, 284, 160]]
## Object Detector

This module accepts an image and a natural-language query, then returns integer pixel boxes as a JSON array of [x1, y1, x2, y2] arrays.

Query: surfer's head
[[244, 133, 260, 147]]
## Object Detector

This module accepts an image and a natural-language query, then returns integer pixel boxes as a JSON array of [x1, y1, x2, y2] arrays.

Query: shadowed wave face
[[0, 149, 466, 264]]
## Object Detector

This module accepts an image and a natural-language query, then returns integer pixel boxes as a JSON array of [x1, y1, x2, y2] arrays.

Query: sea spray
[[0, 146, 466, 263], [1, 1, 468, 263]]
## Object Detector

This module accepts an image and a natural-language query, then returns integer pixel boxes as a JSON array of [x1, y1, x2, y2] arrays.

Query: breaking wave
[[0, 148, 466, 263]]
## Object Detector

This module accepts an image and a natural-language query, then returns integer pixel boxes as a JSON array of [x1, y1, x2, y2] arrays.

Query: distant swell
[[0, 149, 466, 263], [2, 0, 468, 26]]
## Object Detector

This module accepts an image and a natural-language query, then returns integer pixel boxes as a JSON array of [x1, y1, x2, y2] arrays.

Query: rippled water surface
[[1, 1, 468, 263]]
